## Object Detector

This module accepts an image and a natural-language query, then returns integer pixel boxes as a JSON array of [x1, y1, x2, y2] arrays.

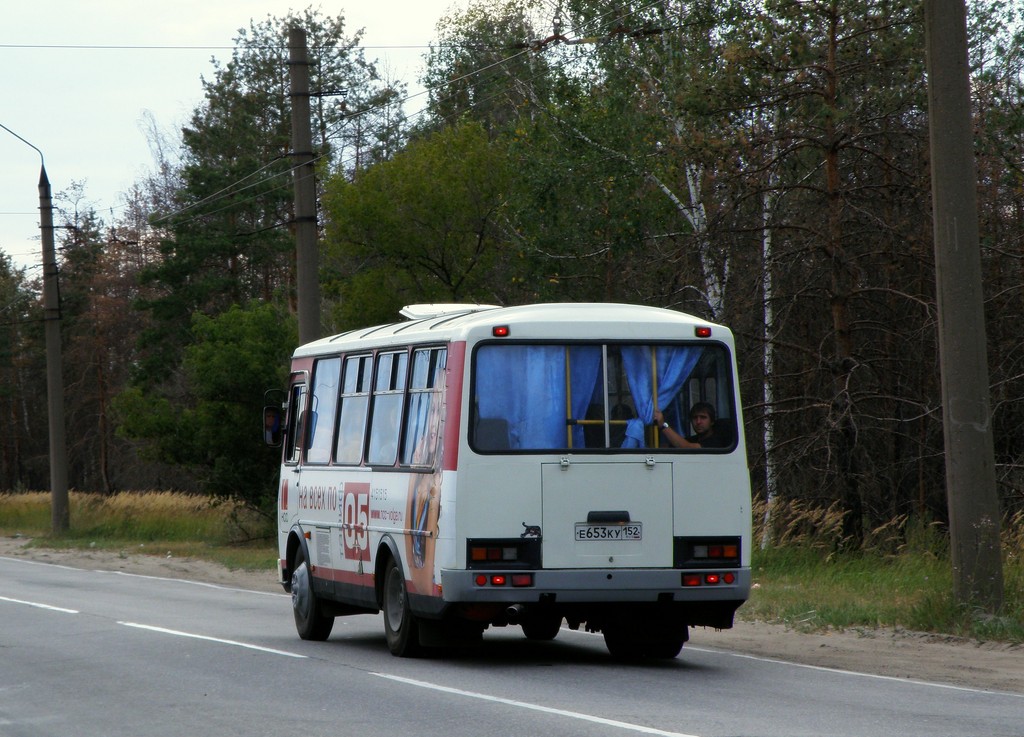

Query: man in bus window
[[653, 403, 728, 449]]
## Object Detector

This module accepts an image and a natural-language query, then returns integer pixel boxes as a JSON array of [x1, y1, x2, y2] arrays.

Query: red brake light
[[492, 325, 510, 337], [695, 326, 712, 338]]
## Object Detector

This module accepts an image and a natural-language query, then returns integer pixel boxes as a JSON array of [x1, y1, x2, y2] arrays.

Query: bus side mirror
[[263, 406, 283, 447]]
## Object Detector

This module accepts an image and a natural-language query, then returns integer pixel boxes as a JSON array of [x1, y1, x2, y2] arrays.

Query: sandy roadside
[[1, 536, 1020, 695]]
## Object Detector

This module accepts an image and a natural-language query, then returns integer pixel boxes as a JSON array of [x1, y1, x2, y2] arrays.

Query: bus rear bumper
[[440, 567, 751, 604]]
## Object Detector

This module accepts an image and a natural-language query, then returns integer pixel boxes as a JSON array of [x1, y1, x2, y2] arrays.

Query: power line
[[0, 42, 455, 51], [80, 1, 669, 234], [0, 43, 237, 50]]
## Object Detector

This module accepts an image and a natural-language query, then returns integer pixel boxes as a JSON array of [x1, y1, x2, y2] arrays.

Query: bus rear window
[[471, 343, 737, 452]]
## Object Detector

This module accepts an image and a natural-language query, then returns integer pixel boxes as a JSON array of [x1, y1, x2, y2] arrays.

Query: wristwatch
[[661, 422, 669, 429]]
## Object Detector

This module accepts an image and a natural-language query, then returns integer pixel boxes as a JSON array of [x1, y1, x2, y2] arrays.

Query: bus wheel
[[603, 622, 685, 659], [521, 614, 562, 641], [291, 548, 334, 641], [383, 557, 422, 657]]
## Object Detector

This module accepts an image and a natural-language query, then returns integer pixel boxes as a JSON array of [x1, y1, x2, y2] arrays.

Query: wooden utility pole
[[924, 0, 1003, 611], [288, 26, 321, 344]]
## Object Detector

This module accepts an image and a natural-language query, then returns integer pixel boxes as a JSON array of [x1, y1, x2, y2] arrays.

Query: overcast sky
[[0, 0, 466, 272]]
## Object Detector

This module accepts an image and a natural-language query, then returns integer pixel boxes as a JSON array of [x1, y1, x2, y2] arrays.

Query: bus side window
[[402, 347, 446, 466], [307, 357, 341, 464], [336, 355, 371, 465], [367, 351, 408, 466]]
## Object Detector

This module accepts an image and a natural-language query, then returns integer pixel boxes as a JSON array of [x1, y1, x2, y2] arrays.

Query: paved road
[[1, 556, 1020, 737]]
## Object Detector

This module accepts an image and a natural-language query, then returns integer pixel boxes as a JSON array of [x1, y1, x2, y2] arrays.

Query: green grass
[[748, 502, 1024, 643], [1, 491, 1021, 642], [744, 547, 1023, 642]]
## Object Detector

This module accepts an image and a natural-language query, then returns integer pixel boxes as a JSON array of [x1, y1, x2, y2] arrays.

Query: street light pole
[[1, 123, 69, 533]]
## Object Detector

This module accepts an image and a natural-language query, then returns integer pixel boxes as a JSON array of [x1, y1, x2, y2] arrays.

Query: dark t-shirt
[[686, 428, 730, 449]]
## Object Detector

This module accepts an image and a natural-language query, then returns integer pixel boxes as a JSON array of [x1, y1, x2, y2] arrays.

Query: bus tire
[[521, 614, 562, 641], [603, 622, 685, 660], [383, 557, 422, 657], [291, 547, 334, 641]]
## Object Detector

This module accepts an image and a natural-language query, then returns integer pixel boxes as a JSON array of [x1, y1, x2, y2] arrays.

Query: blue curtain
[[567, 346, 602, 448], [475, 345, 601, 450], [620, 346, 702, 448]]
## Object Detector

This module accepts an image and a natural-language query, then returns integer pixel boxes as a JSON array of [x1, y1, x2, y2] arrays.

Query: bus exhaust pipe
[[506, 604, 526, 622]]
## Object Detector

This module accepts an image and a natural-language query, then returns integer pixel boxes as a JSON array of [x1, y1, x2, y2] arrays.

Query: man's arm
[[653, 410, 700, 449]]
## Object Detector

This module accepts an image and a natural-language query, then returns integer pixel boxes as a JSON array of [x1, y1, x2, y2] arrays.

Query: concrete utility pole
[[1, 123, 70, 533], [924, 0, 1003, 610], [38, 164, 70, 533], [288, 26, 321, 345]]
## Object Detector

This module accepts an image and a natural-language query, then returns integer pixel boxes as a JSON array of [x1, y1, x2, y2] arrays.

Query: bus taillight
[[473, 573, 534, 587], [682, 572, 733, 587], [470, 545, 517, 562], [467, 539, 541, 569], [674, 537, 741, 567]]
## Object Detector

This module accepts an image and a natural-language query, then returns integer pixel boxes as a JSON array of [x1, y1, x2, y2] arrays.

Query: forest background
[[1, 0, 1024, 567]]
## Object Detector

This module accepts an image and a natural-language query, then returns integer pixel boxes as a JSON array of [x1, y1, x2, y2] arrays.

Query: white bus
[[266, 303, 752, 658]]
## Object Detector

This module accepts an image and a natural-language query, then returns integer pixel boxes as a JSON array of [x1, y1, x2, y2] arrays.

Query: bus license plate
[[574, 523, 643, 541]]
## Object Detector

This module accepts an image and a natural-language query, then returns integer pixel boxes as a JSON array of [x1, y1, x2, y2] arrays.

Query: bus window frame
[[283, 371, 309, 466]]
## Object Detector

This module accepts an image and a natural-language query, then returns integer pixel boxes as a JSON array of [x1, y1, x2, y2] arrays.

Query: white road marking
[[0, 595, 78, 613], [373, 673, 702, 737], [118, 622, 306, 658]]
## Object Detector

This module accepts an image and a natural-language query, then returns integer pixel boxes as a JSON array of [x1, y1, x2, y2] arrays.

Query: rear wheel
[[603, 621, 685, 659], [291, 547, 334, 641], [382, 557, 422, 657], [521, 614, 563, 641]]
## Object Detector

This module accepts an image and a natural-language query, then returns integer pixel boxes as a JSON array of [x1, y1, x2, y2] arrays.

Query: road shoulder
[[2, 535, 1020, 694]]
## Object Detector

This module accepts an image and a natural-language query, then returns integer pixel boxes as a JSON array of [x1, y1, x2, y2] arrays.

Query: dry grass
[[0, 490, 275, 570]]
